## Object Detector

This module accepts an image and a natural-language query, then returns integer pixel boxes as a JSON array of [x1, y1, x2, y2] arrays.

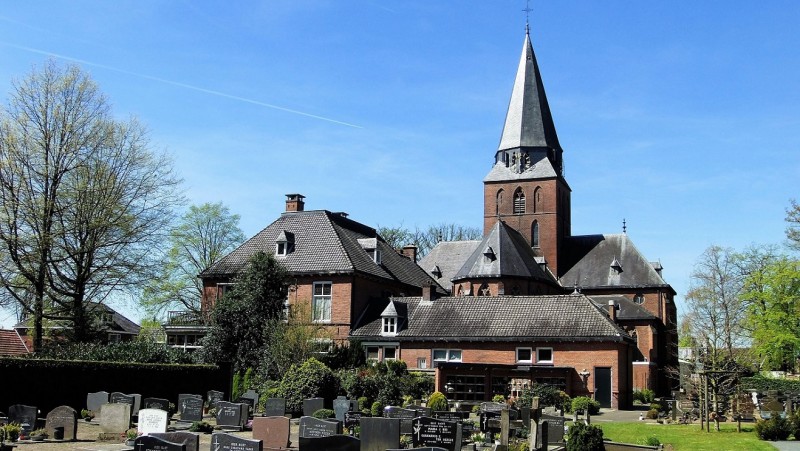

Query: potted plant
[[29, 429, 48, 441], [81, 409, 95, 422], [124, 428, 138, 446], [2, 423, 21, 442]]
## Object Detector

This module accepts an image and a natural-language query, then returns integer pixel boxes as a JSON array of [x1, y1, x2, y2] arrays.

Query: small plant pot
[[125, 439, 135, 446], [31, 435, 45, 441]]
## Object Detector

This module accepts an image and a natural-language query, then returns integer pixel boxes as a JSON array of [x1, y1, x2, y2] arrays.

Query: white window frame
[[433, 349, 462, 363], [276, 241, 287, 256], [516, 347, 533, 364], [312, 281, 332, 323], [417, 357, 428, 369], [536, 347, 554, 364], [382, 316, 397, 336]]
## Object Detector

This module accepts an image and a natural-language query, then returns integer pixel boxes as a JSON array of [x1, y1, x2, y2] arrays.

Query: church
[[186, 26, 677, 410]]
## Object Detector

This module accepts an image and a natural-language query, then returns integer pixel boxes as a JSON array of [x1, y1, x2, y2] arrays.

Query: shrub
[[789, 411, 800, 439], [276, 357, 338, 413], [188, 421, 213, 433], [571, 396, 600, 415], [639, 436, 660, 446], [358, 397, 370, 414], [566, 422, 604, 451], [427, 391, 448, 412], [508, 442, 530, 451], [371, 401, 384, 417], [645, 409, 659, 419], [312, 408, 335, 419], [403, 372, 434, 400], [492, 394, 506, 403], [633, 389, 655, 404], [3, 423, 21, 442], [649, 403, 663, 413], [755, 415, 792, 441], [518, 384, 565, 410]]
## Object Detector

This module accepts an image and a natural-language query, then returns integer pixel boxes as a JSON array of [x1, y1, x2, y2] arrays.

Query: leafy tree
[[787, 199, 800, 251], [141, 202, 245, 316], [199, 251, 288, 371], [743, 256, 800, 371], [276, 357, 338, 413], [0, 60, 181, 348]]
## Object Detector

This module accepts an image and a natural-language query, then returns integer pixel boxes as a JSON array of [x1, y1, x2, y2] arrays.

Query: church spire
[[496, 28, 562, 168]]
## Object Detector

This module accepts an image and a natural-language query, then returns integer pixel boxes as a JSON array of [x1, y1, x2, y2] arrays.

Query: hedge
[[740, 376, 800, 393]]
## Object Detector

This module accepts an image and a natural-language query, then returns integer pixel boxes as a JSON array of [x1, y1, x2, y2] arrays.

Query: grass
[[596, 421, 779, 451]]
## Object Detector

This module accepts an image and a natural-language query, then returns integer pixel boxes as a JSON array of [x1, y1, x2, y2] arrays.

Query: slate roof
[[483, 156, 559, 182], [561, 234, 674, 293], [497, 29, 561, 153], [0, 329, 29, 356], [351, 294, 629, 343], [453, 221, 557, 285], [418, 240, 481, 291], [13, 302, 140, 336], [589, 295, 657, 321], [202, 209, 443, 292]]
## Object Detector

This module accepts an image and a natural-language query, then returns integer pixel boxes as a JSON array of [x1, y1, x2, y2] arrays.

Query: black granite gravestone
[[207, 390, 224, 408], [298, 435, 360, 451], [8, 404, 38, 435], [142, 397, 170, 412], [302, 397, 325, 417], [384, 406, 417, 435], [178, 394, 204, 422], [411, 416, 462, 451], [299, 416, 342, 438], [216, 401, 247, 429], [150, 432, 200, 451], [264, 398, 286, 417], [211, 432, 263, 451], [133, 435, 186, 451], [360, 417, 400, 451]]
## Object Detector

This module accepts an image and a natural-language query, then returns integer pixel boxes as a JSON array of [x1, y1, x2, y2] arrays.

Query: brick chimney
[[422, 283, 436, 302], [400, 245, 417, 261], [285, 194, 305, 212], [607, 300, 618, 322]]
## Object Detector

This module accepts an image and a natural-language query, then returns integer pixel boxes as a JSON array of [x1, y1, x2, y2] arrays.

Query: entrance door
[[594, 367, 612, 408]]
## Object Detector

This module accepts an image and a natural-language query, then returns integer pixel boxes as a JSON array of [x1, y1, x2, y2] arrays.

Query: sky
[[1, 1, 799, 327]]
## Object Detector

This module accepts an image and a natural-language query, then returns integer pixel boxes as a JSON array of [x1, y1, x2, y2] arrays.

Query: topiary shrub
[[371, 401, 384, 417], [645, 409, 659, 419], [312, 408, 335, 419], [492, 394, 506, 403], [571, 396, 600, 415], [755, 415, 792, 441], [427, 391, 448, 412], [276, 357, 338, 414], [566, 422, 604, 451]]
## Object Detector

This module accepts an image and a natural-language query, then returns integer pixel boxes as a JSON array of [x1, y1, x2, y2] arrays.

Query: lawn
[[597, 421, 778, 451]]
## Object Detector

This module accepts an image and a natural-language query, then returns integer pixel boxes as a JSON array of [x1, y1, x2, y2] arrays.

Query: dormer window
[[382, 316, 397, 335], [431, 265, 442, 279], [483, 246, 496, 262], [610, 257, 623, 274], [380, 300, 402, 337], [367, 248, 382, 264], [275, 231, 294, 257], [358, 238, 381, 264]]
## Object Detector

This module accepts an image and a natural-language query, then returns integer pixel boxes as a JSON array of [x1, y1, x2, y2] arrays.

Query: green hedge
[[740, 376, 800, 393]]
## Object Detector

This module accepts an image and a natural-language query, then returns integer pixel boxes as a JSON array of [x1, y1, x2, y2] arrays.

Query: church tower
[[484, 27, 571, 277]]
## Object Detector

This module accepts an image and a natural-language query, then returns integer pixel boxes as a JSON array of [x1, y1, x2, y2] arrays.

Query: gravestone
[[150, 432, 200, 451], [264, 398, 286, 417], [298, 435, 360, 451], [178, 394, 204, 422], [44, 405, 78, 441], [8, 404, 38, 435], [207, 390, 224, 408], [411, 416, 462, 451], [110, 392, 136, 416], [133, 435, 186, 451], [480, 402, 506, 412], [87, 391, 110, 413], [303, 397, 325, 417], [211, 432, 263, 451], [384, 406, 417, 434], [216, 401, 248, 430], [537, 414, 565, 445], [479, 411, 500, 433], [433, 411, 466, 422], [99, 403, 131, 434], [344, 411, 362, 429], [299, 416, 342, 437], [387, 448, 448, 451], [333, 397, 351, 422], [407, 405, 433, 417], [237, 396, 256, 416], [138, 408, 169, 435], [360, 417, 400, 451], [252, 416, 290, 449], [242, 389, 259, 407], [142, 397, 170, 412]]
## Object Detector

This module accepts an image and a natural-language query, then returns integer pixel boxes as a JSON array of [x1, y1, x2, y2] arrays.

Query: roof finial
[[622, 218, 627, 234], [523, 0, 532, 34]]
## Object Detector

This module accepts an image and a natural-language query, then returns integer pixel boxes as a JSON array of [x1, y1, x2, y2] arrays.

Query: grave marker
[[216, 401, 248, 429], [411, 416, 462, 451], [133, 434, 186, 451], [149, 432, 200, 451], [333, 397, 351, 422], [87, 391, 109, 413], [211, 432, 263, 451], [298, 435, 360, 451], [178, 394, 204, 422], [299, 416, 342, 438], [45, 405, 78, 441], [8, 404, 38, 435], [142, 397, 170, 412], [384, 406, 417, 435], [252, 416, 290, 449], [138, 408, 169, 435], [264, 398, 286, 417], [99, 403, 131, 434], [302, 397, 325, 417], [207, 390, 224, 408], [360, 417, 400, 451]]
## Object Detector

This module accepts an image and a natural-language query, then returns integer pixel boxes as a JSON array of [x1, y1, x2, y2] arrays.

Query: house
[[0, 329, 29, 356], [14, 302, 140, 351]]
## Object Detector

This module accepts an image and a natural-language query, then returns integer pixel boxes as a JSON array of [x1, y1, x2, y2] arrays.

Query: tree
[[0, 60, 182, 347], [141, 202, 245, 316], [199, 251, 288, 371], [376, 222, 481, 260]]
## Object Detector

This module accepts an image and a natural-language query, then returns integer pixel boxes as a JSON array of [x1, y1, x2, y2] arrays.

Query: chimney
[[607, 300, 618, 322], [422, 283, 436, 302], [400, 245, 417, 261], [285, 194, 305, 212]]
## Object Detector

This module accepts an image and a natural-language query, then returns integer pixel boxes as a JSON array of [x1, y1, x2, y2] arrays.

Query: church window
[[534, 187, 542, 212], [478, 283, 490, 296], [496, 189, 504, 216], [312, 282, 332, 322], [513, 189, 525, 214], [532, 221, 539, 248]]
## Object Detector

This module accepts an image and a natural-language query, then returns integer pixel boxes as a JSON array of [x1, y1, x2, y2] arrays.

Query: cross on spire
[[523, 0, 533, 33]]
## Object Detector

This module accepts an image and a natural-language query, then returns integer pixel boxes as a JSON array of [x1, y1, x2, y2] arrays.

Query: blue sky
[[1, 1, 799, 327]]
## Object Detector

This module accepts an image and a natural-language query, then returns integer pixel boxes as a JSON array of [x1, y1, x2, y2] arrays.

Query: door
[[594, 367, 612, 408]]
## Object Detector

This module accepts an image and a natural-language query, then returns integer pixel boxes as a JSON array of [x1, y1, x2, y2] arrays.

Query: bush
[[649, 403, 663, 413], [789, 411, 800, 440], [638, 436, 660, 446], [645, 409, 659, 419], [756, 415, 792, 441], [371, 401, 384, 417], [492, 394, 506, 403], [633, 389, 655, 404], [188, 421, 213, 433], [34, 340, 196, 364], [358, 397, 370, 414], [427, 391, 448, 412], [571, 396, 600, 415], [276, 357, 338, 413], [518, 384, 566, 410], [566, 422, 604, 451], [312, 408, 335, 419], [741, 375, 800, 393]]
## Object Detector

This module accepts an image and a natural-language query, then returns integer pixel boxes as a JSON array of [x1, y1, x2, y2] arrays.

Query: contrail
[[0, 42, 363, 129]]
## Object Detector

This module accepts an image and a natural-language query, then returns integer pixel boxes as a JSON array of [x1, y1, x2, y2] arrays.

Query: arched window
[[496, 189, 504, 216], [513, 188, 525, 214], [532, 221, 539, 248], [534, 187, 542, 213]]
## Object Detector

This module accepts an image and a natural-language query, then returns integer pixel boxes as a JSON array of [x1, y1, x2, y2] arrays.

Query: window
[[276, 242, 287, 256], [312, 282, 332, 322], [217, 283, 234, 300], [417, 357, 428, 369], [496, 189, 504, 215], [516, 347, 532, 363], [536, 347, 553, 364], [108, 333, 121, 343], [531, 221, 539, 248], [366, 248, 382, 264], [384, 347, 397, 360], [634, 294, 645, 304], [282, 298, 290, 322], [446, 375, 485, 401], [533, 187, 542, 213], [366, 346, 379, 361], [513, 189, 526, 214], [432, 349, 462, 362], [382, 316, 397, 335]]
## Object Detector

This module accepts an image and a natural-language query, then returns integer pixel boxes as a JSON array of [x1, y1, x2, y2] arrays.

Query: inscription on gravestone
[[150, 432, 200, 451], [216, 402, 247, 429], [537, 415, 565, 446], [178, 394, 204, 422], [211, 432, 263, 451], [142, 397, 170, 412], [384, 406, 417, 435], [133, 435, 186, 451], [411, 417, 462, 451], [207, 390, 224, 408], [138, 408, 168, 435], [344, 411, 362, 429], [299, 416, 342, 438]]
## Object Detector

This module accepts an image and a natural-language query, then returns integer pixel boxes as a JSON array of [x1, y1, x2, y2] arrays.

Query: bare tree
[[0, 60, 182, 347], [377, 222, 481, 260]]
